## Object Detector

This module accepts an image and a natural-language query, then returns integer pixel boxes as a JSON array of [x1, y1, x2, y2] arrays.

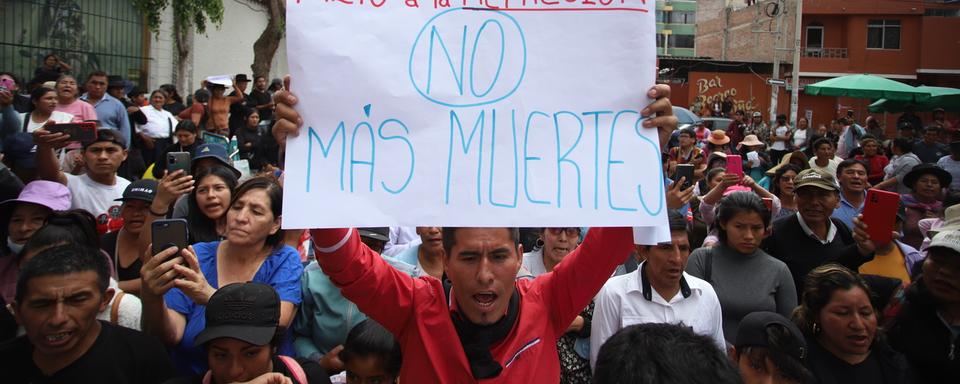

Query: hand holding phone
[[675, 164, 695, 189], [152, 219, 189, 256], [48, 122, 98, 145], [167, 152, 191, 176]]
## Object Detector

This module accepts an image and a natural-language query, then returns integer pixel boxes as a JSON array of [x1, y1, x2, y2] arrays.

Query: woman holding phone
[[18, 86, 74, 133], [140, 177, 303, 375]]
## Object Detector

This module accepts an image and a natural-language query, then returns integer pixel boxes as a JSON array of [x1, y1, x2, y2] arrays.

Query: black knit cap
[[735, 311, 807, 361]]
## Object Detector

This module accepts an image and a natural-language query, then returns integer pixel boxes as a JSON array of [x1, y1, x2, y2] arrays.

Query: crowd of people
[[0, 55, 957, 384]]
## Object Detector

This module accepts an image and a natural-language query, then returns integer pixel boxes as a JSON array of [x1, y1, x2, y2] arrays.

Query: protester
[[738, 134, 770, 181], [141, 177, 303, 374], [762, 168, 878, 296], [160, 84, 187, 116], [900, 164, 951, 250], [30, 54, 71, 84], [668, 128, 706, 179], [80, 71, 131, 147], [808, 138, 841, 177], [791, 264, 913, 383], [137, 89, 179, 166], [179, 88, 211, 130], [519, 226, 594, 384], [769, 164, 801, 220], [831, 159, 869, 231], [167, 143, 241, 220], [0, 245, 173, 383], [153, 120, 204, 178], [732, 311, 812, 384], [0, 72, 31, 114], [836, 117, 864, 159], [885, 230, 960, 383], [203, 78, 246, 136], [938, 141, 960, 193], [591, 323, 742, 384], [228, 74, 253, 137], [53, 75, 96, 122], [101, 179, 157, 296], [864, 116, 885, 141], [791, 117, 811, 152], [592, 210, 725, 364], [269, 79, 677, 381], [0, 180, 71, 303], [19, 211, 142, 330], [185, 166, 238, 242], [855, 135, 889, 186], [876, 138, 921, 194], [914, 126, 948, 164], [726, 110, 746, 147], [1, 133, 39, 185], [236, 107, 268, 171], [687, 192, 797, 343], [250, 76, 275, 123], [745, 111, 770, 146], [34, 128, 131, 225], [769, 114, 791, 164], [331, 319, 401, 384], [164, 282, 330, 384], [19, 86, 74, 132]]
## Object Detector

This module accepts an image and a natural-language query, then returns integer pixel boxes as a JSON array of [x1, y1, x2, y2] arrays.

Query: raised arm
[[311, 228, 418, 336], [32, 128, 68, 185]]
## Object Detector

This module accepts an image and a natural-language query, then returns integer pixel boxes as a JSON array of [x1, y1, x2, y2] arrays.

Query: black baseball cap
[[84, 128, 126, 149], [194, 282, 280, 347], [735, 311, 807, 361], [192, 143, 241, 179], [115, 179, 157, 203], [358, 227, 390, 242]]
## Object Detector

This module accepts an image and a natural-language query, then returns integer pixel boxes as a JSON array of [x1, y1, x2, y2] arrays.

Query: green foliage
[[133, 0, 224, 37]]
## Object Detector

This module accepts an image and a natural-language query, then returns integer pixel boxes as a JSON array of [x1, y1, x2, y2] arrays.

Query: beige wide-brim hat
[[708, 130, 730, 145], [739, 135, 765, 148]]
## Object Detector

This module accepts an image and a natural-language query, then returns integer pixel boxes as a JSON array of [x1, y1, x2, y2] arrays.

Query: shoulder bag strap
[[703, 248, 714, 283], [277, 355, 308, 384], [110, 290, 125, 325], [22, 112, 30, 132]]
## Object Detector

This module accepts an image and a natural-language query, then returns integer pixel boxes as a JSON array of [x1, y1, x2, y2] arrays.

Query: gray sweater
[[686, 243, 797, 344]]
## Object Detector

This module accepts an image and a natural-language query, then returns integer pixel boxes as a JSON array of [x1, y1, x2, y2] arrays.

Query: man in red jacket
[[272, 78, 678, 382]]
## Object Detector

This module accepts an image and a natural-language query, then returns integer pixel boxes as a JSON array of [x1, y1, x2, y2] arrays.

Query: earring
[[812, 323, 821, 335], [535, 238, 544, 249]]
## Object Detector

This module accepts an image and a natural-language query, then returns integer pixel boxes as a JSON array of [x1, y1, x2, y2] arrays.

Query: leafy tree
[[133, 0, 224, 90]]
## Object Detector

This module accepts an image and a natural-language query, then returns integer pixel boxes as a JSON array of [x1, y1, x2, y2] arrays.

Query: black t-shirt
[[101, 231, 143, 282], [249, 89, 273, 122], [162, 356, 331, 384], [0, 321, 174, 383]]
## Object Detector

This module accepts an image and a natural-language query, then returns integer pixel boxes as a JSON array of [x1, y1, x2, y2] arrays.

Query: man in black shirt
[[250, 75, 275, 123], [0, 245, 173, 383], [228, 74, 254, 138]]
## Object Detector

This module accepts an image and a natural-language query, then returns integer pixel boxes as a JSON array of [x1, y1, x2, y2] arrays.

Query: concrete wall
[[147, 6, 176, 91], [149, 2, 289, 93]]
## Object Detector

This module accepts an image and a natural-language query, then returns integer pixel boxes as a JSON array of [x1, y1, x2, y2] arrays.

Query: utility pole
[[789, 0, 803, 128], [768, 0, 786, 126]]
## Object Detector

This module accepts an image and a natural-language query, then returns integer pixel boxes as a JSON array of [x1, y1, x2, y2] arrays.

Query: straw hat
[[708, 130, 730, 145], [739, 135, 765, 148]]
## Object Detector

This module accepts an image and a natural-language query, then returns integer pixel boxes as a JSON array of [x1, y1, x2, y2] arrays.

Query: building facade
[[657, 0, 698, 57]]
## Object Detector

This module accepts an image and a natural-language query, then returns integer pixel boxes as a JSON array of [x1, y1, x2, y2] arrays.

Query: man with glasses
[[79, 71, 130, 148], [762, 168, 878, 295]]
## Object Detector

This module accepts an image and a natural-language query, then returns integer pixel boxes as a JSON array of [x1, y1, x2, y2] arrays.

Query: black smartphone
[[675, 164, 694, 189], [48, 122, 98, 145], [152, 219, 189, 256], [167, 151, 191, 175]]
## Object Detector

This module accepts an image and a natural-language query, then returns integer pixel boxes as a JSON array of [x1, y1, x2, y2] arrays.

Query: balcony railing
[[802, 47, 848, 59]]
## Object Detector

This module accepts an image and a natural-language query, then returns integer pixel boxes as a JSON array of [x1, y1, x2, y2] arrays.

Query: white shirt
[[808, 156, 841, 177], [771, 125, 789, 150], [136, 106, 176, 139], [590, 262, 726, 367], [65, 173, 130, 220], [796, 212, 838, 244], [382, 226, 421, 257], [792, 128, 808, 149], [18, 111, 75, 133], [521, 249, 548, 277]]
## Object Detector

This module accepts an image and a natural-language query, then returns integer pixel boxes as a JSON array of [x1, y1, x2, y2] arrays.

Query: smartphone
[[152, 219, 189, 256], [675, 164, 694, 189], [48, 122, 98, 145], [0, 77, 13, 90], [167, 152, 191, 175], [726, 155, 743, 179], [862, 189, 900, 245]]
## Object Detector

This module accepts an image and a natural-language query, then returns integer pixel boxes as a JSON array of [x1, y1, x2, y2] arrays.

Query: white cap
[[929, 230, 960, 254], [205, 75, 232, 87]]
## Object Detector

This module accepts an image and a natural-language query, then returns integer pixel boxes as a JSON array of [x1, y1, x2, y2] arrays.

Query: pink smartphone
[[726, 155, 743, 178]]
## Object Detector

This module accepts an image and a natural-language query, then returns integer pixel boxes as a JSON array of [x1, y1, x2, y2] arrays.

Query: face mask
[[7, 237, 23, 255]]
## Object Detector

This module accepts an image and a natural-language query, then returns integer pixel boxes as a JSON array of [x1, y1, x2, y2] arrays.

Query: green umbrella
[[868, 86, 960, 113], [804, 74, 931, 102]]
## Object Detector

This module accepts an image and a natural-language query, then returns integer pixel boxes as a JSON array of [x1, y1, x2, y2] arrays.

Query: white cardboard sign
[[283, 0, 665, 237]]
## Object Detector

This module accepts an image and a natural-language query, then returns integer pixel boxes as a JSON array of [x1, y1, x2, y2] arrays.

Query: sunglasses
[[547, 227, 581, 236]]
